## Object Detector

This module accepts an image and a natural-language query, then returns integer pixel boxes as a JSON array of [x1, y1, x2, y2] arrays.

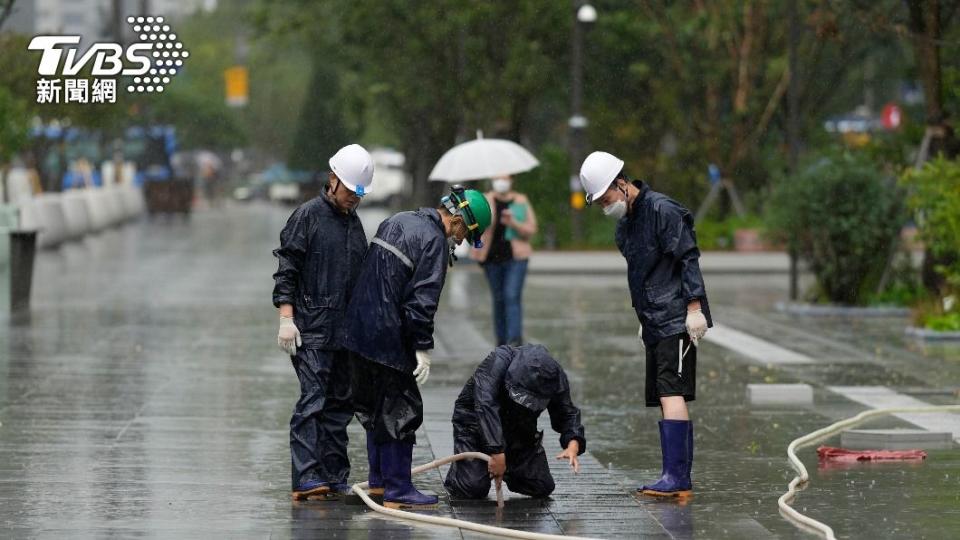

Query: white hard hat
[[579, 151, 624, 205], [329, 144, 375, 196]]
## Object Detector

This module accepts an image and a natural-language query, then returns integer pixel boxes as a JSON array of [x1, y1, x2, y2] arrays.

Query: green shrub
[[696, 215, 766, 251], [695, 219, 733, 250], [866, 281, 927, 307], [865, 251, 927, 307], [766, 151, 905, 305], [900, 158, 960, 329], [900, 158, 960, 291], [922, 312, 960, 332]]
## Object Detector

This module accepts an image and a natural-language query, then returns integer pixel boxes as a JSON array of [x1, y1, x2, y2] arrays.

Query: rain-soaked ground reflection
[[453, 270, 960, 539], [1, 204, 957, 538]]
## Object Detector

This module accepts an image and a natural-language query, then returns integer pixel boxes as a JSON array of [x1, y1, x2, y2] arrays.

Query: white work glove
[[413, 350, 432, 386], [685, 309, 708, 347], [277, 316, 301, 355], [637, 323, 645, 350]]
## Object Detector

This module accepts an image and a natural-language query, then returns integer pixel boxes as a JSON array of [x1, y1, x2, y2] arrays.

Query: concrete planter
[[734, 228, 770, 252], [102, 186, 125, 227], [35, 194, 68, 249], [0, 204, 18, 271], [61, 190, 92, 240], [83, 188, 111, 232], [119, 185, 146, 219], [17, 198, 38, 233], [776, 301, 911, 317]]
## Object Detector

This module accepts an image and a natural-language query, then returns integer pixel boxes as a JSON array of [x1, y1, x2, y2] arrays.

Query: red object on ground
[[817, 446, 927, 462]]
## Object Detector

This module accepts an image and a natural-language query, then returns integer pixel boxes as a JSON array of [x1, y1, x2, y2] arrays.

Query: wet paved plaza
[[1, 203, 958, 539]]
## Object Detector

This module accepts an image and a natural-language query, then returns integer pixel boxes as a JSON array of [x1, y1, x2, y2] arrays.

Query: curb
[[776, 302, 911, 317], [905, 326, 960, 341], [527, 266, 800, 276]]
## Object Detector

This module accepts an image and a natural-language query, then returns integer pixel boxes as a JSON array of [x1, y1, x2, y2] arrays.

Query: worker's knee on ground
[[444, 474, 491, 499], [506, 474, 555, 498]]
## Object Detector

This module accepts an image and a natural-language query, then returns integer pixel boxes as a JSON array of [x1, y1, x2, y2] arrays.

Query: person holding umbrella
[[428, 134, 542, 347], [579, 150, 712, 499], [471, 175, 538, 346]]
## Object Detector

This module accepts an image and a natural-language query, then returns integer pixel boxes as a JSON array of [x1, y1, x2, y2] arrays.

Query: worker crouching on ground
[[340, 185, 492, 509], [272, 144, 374, 501], [580, 151, 712, 499], [444, 344, 586, 500]]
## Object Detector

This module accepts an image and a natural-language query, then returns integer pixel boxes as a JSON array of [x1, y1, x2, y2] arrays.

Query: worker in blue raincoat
[[444, 344, 586, 500], [340, 185, 492, 509], [272, 144, 374, 501], [579, 151, 713, 499]]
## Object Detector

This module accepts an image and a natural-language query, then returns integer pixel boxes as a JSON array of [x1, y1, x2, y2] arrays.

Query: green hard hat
[[462, 189, 492, 237], [441, 186, 492, 247]]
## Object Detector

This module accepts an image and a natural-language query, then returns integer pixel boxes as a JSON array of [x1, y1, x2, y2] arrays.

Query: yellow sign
[[224, 66, 248, 107], [570, 191, 586, 210], [841, 131, 871, 148]]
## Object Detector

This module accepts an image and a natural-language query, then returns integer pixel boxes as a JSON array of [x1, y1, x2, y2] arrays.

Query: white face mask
[[603, 200, 627, 220], [602, 182, 629, 219], [492, 178, 512, 194]]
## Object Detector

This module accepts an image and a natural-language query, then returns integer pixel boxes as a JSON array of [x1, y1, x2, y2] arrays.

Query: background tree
[[255, 0, 570, 207], [0, 0, 16, 31], [286, 61, 353, 172], [846, 0, 960, 158]]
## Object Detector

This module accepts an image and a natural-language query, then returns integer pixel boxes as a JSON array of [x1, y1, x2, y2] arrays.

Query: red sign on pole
[[881, 103, 902, 131]]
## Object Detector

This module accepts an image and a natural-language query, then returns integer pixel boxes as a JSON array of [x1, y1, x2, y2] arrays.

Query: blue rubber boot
[[381, 441, 438, 509], [366, 432, 385, 499], [639, 420, 693, 498]]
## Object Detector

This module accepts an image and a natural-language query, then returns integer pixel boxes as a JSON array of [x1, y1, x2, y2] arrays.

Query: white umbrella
[[429, 132, 539, 182]]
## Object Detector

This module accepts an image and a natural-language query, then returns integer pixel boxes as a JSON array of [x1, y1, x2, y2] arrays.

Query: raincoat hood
[[503, 344, 567, 413]]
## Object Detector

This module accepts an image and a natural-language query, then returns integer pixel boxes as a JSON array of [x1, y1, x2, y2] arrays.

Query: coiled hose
[[779, 405, 960, 539]]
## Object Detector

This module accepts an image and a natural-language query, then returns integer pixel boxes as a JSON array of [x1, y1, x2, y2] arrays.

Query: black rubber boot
[[381, 441, 438, 509]]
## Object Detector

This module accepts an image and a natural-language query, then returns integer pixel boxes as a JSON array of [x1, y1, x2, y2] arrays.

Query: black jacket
[[340, 208, 448, 372], [451, 345, 587, 455], [615, 181, 713, 345], [272, 193, 367, 349]]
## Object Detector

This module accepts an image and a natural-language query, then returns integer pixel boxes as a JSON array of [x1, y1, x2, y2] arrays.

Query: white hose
[[351, 451, 603, 540], [779, 405, 960, 539]]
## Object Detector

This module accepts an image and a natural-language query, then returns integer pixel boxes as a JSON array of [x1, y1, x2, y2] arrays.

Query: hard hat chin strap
[[441, 185, 482, 248]]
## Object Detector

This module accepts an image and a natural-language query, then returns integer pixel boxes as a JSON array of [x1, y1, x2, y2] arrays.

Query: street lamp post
[[569, 2, 595, 245], [787, 0, 800, 301]]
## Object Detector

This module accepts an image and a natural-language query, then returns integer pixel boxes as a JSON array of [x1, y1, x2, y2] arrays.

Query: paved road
[[2, 202, 957, 539], [0, 204, 672, 539]]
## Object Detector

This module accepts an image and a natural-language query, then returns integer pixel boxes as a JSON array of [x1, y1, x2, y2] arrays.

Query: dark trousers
[[350, 354, 423, 445], [444, 426, 555, 499], [290, 348, 353, 489], [483, 259, 529, 345]]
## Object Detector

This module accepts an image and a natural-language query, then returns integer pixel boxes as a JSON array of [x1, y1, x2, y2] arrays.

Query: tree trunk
[[905, 0, 959, 291], [905, 0, 958, 157]]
